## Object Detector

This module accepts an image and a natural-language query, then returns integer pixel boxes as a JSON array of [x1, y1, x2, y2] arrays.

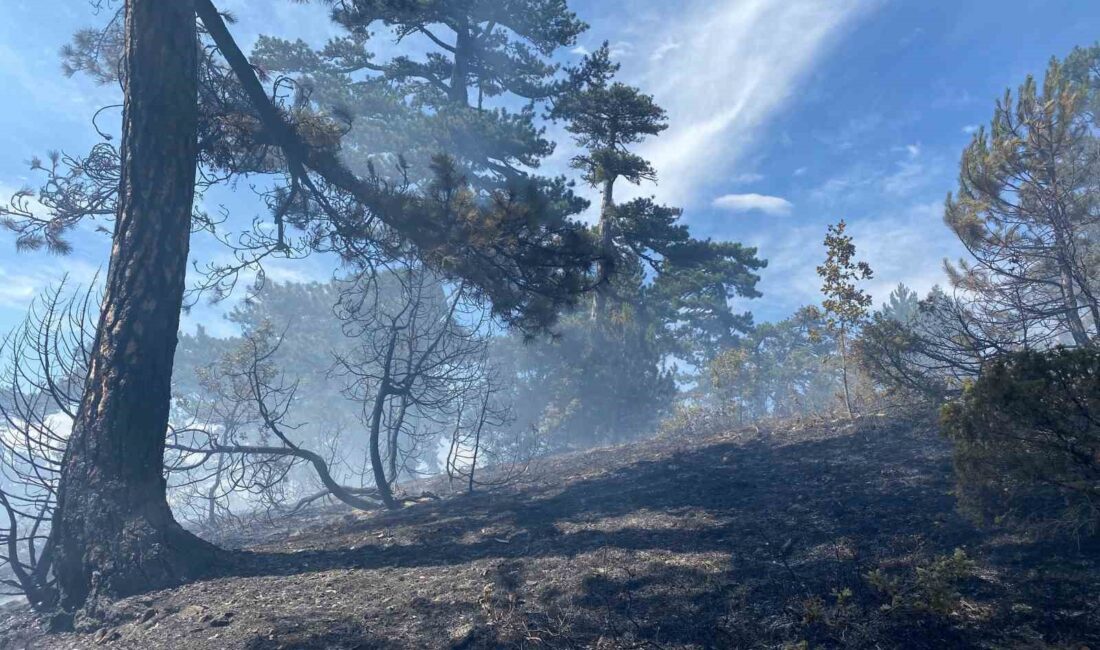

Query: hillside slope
[[2, 416, 1098, 649]]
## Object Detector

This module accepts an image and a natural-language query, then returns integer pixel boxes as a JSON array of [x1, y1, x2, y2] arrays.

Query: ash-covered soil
[[2, 415, 1098, 649]]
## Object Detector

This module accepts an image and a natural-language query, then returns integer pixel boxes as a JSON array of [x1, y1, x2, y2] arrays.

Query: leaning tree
[[1, 0, 598, 616]]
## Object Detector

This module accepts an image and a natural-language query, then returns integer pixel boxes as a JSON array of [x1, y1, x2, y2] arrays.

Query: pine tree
[[253, 0, 587, 188], [483, 44, 767, 446], [882, 283, 919, 324], [553, 44, 765, 366], [553, 43, 667, 314], [710, 306, 838, 422], [944, 55, 1100, 348], [47, 0, 217, 612]]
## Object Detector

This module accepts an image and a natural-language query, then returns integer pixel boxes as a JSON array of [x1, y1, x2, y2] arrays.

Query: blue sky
[[0, 0, 1096, 334]]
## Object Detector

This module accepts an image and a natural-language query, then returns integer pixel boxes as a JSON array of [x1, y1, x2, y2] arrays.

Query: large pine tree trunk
[[593, 177, 616, 321], [51, 0, 216, 615]]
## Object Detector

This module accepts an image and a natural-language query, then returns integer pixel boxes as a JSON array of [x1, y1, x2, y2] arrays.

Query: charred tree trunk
[[206, 428, 232, 529], [368, 385, 399, 510], [367, 329, 400, 510], [449, 27, 473, 106], [593, 176, 617, 321], [838, 327, 854, 418], [385, 395, 409, 485], [51, 0, 216, 615]]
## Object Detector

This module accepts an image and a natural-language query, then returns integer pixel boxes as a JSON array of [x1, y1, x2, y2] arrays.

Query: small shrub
[[912, 550, 978, 615], [865, 549, 976, 616], [793, 552, 976, 647], [940, 348, 1100, 538], [658, 402, 742, 438]]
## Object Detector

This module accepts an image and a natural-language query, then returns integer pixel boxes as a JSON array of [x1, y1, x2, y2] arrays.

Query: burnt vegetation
[[0, 1, 1097, 648]]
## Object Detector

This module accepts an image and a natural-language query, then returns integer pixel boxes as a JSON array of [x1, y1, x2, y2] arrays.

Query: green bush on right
[[941, 348, 1100, 539]]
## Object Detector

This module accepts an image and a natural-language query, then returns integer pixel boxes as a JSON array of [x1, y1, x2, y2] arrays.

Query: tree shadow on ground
[[229, 423, 974, 579], [7, 420, 1098, 648], [199, 421, 1098, 648]]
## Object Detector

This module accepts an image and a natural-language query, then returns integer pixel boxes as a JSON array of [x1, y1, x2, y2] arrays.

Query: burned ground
[[2, 415, 1098, 649]]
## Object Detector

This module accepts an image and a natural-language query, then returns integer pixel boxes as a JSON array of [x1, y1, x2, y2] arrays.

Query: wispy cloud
[[851, 201, 959, 302], [814, 113, 885, 152], [614, 0, 873, 208], [608, 41, 635, 59], [0, 257, 100, 311], [713, 193, 793, 215], [650, 39, 681, 62], [811, 143, 946, 206]]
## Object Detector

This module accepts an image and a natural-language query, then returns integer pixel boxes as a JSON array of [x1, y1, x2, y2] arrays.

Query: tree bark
[[369, 384, 399, 510], [50, 0, 216, 615], [367, 328, 400, 510], [449, 27, 473, 106], [838, 327, 854, 418], [1052, 230, 1092, 347], [593, 176, 617, 321]]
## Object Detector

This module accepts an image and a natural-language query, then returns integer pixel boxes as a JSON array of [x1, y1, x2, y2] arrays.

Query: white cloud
[[814, 112, 884, 152], [571, 45, 591, 56], [0, 17, 118, 135], [882, 158, 925, 196], [619, 0, 873, 208], [812, 144, 946, 204], [712, 193, 793, 215], [899, 27, 925, 47], [850, 201, 957, 302], [0, 270, 37, 309], [962, 124, 980, 134]]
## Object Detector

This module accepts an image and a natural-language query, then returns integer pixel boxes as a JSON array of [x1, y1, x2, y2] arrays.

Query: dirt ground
[[2, 414, 1098, 649]]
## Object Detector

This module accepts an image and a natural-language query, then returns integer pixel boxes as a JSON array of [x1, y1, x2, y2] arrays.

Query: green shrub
[[941, 348, 1100, 538], [866, 549, 977, 616]]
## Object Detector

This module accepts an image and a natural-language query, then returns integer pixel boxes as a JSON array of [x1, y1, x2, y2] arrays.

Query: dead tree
[[443, 373, 529, 494], [167, 323, 383, 518], [335, 266, 500, 508], [0, 284, 384, 609], [0, 282, 96, 610]]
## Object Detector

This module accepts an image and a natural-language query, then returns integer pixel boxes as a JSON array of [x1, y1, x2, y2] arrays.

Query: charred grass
[[2, 415, 1098, 648]]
